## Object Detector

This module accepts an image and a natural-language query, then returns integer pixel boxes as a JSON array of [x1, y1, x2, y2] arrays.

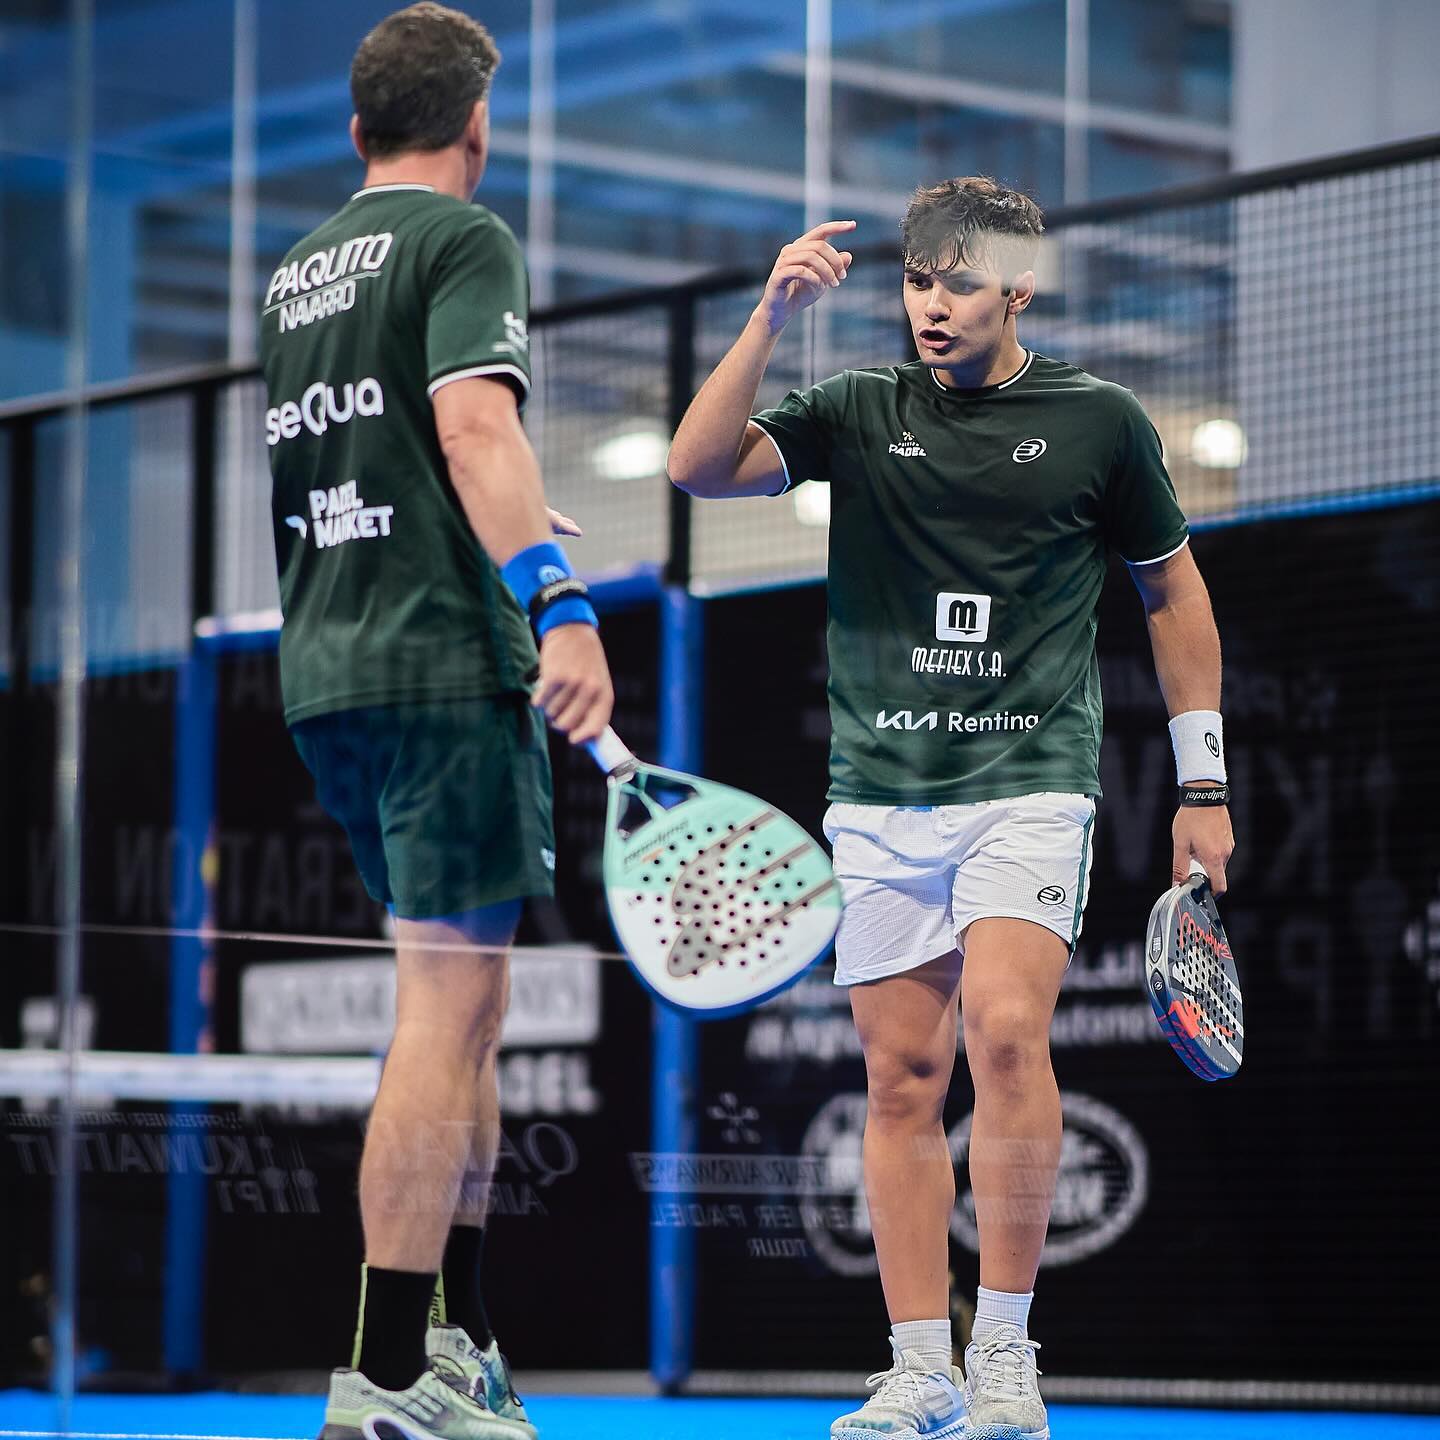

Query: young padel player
[[669, 177, 1234, 1440]]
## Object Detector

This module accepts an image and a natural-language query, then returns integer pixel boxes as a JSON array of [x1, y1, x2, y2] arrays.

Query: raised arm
[[1129, 544, 1234, 892], [668, 220, 855, 499], [433, 375, 613, 743]]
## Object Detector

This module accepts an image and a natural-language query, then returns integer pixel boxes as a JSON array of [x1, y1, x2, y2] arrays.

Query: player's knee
[[397, 979, 506, 1067], [964, 1003, 1048, 1084], [864, 1047, 949, 1126], [455, 990, 506, 1065]]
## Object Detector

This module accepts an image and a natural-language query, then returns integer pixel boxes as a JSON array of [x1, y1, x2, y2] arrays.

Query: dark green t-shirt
[[260, 183, 538, 725], [751, 352, 1188, 805]]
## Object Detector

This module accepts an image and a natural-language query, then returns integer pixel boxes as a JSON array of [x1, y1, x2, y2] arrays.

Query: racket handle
[[1188, 858, 1209, 880], [586, 726, 636, 776]]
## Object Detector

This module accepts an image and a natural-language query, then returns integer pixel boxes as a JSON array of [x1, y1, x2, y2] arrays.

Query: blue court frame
[[161, 568, 707, 1383], [157, 475, 1440, 1382]]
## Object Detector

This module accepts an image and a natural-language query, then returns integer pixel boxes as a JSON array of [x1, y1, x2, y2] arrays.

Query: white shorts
[[823, 793, 1096, 986]]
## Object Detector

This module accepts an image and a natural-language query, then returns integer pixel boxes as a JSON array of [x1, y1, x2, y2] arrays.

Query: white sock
[[891, 1318, 952, 1373], [973, 1285, 1033, 1341]]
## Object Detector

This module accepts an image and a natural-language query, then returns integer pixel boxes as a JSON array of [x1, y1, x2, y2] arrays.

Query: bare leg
[[360, 907, 516, 1272], [849, 950, 965, 1322], [959, 918, 1069, 1293], [454, 1029, 505, 1226]]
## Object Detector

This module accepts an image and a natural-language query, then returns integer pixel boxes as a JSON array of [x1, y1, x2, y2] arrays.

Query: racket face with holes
[[1144, 872, 1244, 1081], [600, 761, 841, 1017]]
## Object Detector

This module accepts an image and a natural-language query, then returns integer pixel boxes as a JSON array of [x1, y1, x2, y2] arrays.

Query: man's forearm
[[1147, 575, 1234, 889], [668, 313, 779, 496], [1146, 592, 1222, 720]]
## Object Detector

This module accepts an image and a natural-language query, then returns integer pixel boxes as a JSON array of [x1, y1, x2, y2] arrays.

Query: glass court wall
[[0, 0, 1233, 403]]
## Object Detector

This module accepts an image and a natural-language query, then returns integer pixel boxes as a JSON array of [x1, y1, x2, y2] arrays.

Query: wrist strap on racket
[[1180, 782, 1229, 807], [501, 540, 599, 637], [1169, 709, 1225, 783]]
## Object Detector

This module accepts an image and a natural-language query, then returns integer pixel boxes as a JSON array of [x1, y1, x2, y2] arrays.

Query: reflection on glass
[[0, 0, 1240, 406], [833, 0, 1067, 95], [1089, 0, 1232, 124]]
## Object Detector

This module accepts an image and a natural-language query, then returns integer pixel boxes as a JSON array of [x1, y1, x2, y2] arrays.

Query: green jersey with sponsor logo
[[751, 352, 1188, 804], [259, 184, 537, 725]]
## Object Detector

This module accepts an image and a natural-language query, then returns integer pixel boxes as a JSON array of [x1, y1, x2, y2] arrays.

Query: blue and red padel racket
[[1144, 862, 1244, 1081]]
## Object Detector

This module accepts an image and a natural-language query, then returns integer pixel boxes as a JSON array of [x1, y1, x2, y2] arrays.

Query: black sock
[[441, 1225, 493, 1349], [354, 1264, 435, 1391]]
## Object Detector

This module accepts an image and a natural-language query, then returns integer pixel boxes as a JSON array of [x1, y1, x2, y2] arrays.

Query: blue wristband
[[501, 540, 598, 635], [535, 594, 599, 637], [501, 540, 572, 610]]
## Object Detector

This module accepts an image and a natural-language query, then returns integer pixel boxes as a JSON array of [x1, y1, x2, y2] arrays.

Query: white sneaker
[[961, 1325, 1048, 1440], [831, 1339, 967, 1440]]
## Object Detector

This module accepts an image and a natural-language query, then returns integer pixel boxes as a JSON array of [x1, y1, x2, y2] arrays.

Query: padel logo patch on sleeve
[[935, 592, 992, 642]]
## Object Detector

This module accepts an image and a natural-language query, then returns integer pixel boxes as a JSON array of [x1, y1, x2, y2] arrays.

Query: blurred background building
[[4, 0, 1439, 665], [5, 0, 1438, 401], [3, 0, 1241, 398]]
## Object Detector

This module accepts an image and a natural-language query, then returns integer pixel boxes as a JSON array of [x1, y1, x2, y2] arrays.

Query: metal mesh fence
[[529, 305, 673, 581], [684, 147, 1439, 588], [1, 139, 1436, 644], [215, 378, 278, 622]]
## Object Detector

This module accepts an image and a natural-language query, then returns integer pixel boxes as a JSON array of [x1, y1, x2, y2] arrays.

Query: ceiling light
[[1190, 418, 1247, 469], [592, 428, 670, 482]]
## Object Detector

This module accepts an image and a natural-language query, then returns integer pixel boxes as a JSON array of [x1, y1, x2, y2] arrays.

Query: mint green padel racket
[[586, 728, 842, 1017]]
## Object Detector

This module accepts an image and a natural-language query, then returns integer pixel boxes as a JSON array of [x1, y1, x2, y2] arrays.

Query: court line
[[0, 920, 631, 962], [0, 1432, 307, 1440]]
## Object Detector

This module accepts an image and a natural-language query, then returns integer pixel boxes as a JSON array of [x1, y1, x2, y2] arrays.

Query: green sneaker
[[317, 1364, 532, 1440], [428, 1323, 536, 1437]]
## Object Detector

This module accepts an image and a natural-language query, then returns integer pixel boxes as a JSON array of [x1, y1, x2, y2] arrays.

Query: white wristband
[[1169, 710, 1225, 784]]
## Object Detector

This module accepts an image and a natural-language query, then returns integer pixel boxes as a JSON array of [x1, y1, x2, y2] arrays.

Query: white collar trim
[[930, 349, 1034, 393], [350, 183, 437, 199]]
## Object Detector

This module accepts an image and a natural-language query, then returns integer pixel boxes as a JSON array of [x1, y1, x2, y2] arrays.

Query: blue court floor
[[3, 1393, 1440, 1440]]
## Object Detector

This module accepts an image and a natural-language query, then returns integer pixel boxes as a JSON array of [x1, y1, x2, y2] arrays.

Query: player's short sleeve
[[749, 372, 850, 495], [1103, 390, 1190, 565], [425, 212, 532, 407]]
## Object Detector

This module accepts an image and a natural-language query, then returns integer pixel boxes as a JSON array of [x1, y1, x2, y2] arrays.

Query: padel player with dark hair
[[669, 178, 1234, 1440], [260, 6, 612, 1438]]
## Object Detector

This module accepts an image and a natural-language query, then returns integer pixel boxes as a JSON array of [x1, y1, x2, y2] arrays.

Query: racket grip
[[1188, 858, 1209, 880], [586, 726, 635, 776]]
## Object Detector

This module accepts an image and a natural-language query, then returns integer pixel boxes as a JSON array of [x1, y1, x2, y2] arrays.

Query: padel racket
[[586, 728, 841, 1017], [1145, 862, 1243, 1080]]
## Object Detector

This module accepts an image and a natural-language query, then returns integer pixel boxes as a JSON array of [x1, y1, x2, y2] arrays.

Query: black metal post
[[189, 383, 218, 625], [664, 292, 697, 588], [1, 419, 36, 924], [7, 419, 36, 704]]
